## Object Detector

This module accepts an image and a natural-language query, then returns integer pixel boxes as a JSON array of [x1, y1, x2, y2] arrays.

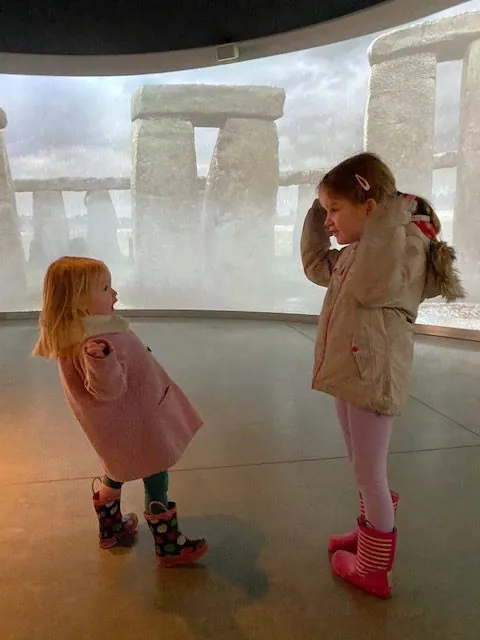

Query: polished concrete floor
[[1, 318, 480, 640]]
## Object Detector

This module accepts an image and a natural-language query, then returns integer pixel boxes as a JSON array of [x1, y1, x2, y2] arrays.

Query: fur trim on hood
[[424, 240, 466, 302]]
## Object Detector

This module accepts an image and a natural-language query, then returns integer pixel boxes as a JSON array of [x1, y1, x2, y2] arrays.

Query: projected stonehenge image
[[0, 11, 479, 326]]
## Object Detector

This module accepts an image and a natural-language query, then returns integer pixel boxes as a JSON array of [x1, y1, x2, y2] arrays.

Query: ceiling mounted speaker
[[216, 43, 239, 62]]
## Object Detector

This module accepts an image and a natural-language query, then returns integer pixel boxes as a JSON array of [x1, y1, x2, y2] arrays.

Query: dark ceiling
[[0, 0, 388, 56]]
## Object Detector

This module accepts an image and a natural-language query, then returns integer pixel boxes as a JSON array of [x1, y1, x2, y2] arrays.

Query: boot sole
[[158, 542, 209, 568], [99, 531, 138, 549]]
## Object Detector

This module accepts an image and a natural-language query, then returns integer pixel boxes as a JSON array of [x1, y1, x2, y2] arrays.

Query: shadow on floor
[[119, 514, 268, 639]]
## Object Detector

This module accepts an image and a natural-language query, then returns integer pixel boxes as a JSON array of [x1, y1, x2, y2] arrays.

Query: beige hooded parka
[[301, 195, 464, 416]]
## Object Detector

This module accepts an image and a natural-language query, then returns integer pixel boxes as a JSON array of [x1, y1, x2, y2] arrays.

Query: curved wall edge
[[0, 0, 464, 76], [0, 309, 478, 343]]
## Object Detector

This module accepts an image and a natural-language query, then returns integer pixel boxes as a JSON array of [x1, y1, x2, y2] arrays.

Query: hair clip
[[355, 174, 370, 191]]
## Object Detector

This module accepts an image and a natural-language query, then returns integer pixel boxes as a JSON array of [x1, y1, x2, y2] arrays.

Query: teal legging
[[103, 471, 169, 513]]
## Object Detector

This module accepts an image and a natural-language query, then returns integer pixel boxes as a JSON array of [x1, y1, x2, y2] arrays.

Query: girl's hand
[[84, 339, 111, 359], [309, 199, 330, 232], [311, 198, 327, 218]]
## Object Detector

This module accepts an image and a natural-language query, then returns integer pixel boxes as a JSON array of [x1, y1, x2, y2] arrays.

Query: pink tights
[[335, 398, 394, 533]]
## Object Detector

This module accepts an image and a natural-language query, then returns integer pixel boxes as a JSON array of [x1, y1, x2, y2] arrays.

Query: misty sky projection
[[0, 1, 476, 186]]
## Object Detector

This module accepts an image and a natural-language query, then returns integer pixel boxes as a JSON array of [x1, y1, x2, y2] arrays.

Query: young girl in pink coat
[[33, 256, 208, 567], [301, 152, 464, 598]]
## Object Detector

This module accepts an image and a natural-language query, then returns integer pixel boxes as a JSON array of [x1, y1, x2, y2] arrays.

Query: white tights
[[335, 398, 395, 533]]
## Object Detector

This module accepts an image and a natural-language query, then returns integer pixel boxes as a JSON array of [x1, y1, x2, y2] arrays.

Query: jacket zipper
[[313, 263, 353, 383]]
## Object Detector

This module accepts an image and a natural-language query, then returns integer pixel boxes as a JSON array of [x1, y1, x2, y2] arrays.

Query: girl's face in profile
[[88, 269, 118, 315], [319, 186, 376, 245]]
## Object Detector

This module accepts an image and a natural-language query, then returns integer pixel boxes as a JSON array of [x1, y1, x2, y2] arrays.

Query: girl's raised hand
[[84, 339, 110, 359]]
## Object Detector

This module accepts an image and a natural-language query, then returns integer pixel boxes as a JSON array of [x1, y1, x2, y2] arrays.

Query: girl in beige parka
[[301, 152, 464, 599]]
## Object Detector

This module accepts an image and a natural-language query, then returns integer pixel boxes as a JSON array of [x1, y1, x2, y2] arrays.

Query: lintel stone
[[132, 84, 285, 127], [369, 13, 480, 64]]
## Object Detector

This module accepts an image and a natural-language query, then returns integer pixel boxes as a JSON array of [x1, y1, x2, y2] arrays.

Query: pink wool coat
[[57, 314, 202, 481]]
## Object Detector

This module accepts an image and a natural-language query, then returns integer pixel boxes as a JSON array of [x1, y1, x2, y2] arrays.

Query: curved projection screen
[[0, 0, 479, 330]]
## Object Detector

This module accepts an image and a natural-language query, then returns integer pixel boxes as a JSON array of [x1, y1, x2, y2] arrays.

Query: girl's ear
[[365, 198, 377, 216]]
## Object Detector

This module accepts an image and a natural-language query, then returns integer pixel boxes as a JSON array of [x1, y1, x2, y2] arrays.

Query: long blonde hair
[[33, 256, 107, 359]]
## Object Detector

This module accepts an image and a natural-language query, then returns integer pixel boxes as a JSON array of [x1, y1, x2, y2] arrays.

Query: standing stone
[[364, 53, 437, 198], [68, 237, 88, 256], [31, 191, 69, 267], [85, 190, 121, 263], [131, 118, 198, 294], [204, 118, 279, 308], [0, 108, 27, 308], [454, 39, 480, 297]]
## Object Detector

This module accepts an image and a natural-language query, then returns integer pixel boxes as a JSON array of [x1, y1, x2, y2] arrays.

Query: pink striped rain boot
[[331, 518, 397, 599], [328, 490, 399, 554]]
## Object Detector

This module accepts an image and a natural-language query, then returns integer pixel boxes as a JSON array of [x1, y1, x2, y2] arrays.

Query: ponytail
[[397, 191, 440, 240]]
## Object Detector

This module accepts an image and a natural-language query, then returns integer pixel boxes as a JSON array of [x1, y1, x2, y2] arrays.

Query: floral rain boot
[[92, 479, 138, 549], [328, 490, 399, 554], [331, 518, 397, 599], [145, 501, 208, 568]]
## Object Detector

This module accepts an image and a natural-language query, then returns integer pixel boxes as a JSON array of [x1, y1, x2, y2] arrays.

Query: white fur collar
[[82, 313, 130, 338]]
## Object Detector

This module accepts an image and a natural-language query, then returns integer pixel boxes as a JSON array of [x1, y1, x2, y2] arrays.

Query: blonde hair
[[319, 152, 442, 235], [33, 256, 108, 359]]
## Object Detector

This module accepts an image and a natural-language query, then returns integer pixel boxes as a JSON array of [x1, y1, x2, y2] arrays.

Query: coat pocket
[[158, 385, 171, 405], [157, 382, 203, 434], [351, 326, 383, 382]]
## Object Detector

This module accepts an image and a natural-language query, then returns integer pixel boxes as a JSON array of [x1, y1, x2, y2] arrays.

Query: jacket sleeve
[[80, 341, 127, 401], [300, 199, 342, 287], [347, 197, 426, 308]]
